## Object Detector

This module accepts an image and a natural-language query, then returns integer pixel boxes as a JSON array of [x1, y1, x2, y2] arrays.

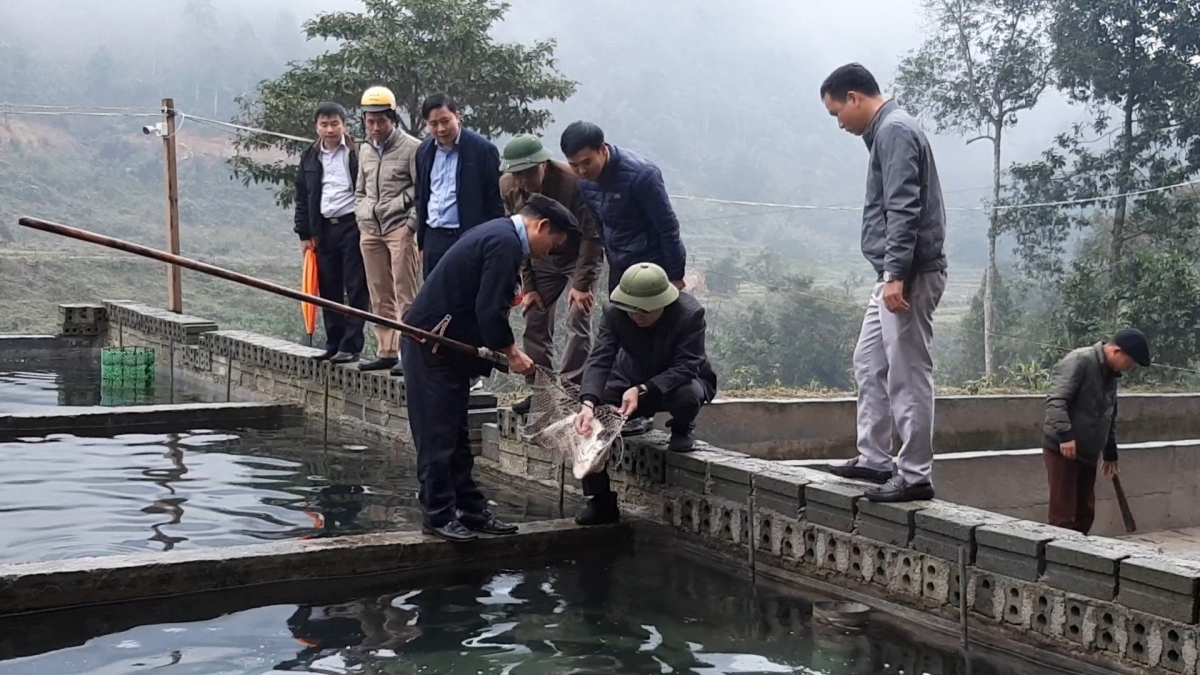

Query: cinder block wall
[[484, 407, 1200, 675], [71, 301, 497, 452], [693, 394, 1200, 460]]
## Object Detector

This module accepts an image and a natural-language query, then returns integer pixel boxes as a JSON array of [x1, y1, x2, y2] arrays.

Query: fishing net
[[524, 366, 625, 480]]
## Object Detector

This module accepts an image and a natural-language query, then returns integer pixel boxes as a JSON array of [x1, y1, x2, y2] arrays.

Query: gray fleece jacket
[[861, 100, 947, 281]]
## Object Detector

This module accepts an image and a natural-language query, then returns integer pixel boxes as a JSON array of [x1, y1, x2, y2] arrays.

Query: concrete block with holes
[[855, 499, 926, 548], [665, 450, 709, 494], [1153, 621, 1197, 673], [1043, 538, 1151, 602], [804, 481, 862, 533], [813, 525, 851, 574], [969, 569, 1001, 620], [975, 521, 1082, 581], [919, 554, 954, 606], [886, 547, 923, 598], [1118, 555, 1200, 624], [997, 576, 1036, 628], [912, 502, 1014, 564], [1028, 586, 1067, 638]]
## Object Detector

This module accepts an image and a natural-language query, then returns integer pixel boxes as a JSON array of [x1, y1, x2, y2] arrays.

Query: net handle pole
[[18, 216, 509, 373]]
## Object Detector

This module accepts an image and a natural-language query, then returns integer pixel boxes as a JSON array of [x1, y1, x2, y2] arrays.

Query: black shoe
[[389, 362, 404, 377], [459, 511, 519, 535], [359, 356, 398, 371], [667, 422, 696, 453], [314, 348, 338, 361], [329, 351, 361, 365], [575, 495, 620, 526], [866, 475, 935, 503], [421, 520, 478, 542], [620, 417, 652, 437], [512, 396, 532, 415], [826, 458, 892, 485]]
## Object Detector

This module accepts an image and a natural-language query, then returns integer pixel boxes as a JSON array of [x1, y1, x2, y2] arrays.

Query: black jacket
[[403, 218, 522, 376], [580, 293, 717, 404], [576, 144, 687, 281], [1044, 343, 1120, 464], [294, 139, 359, 240], [415, 128, 505, 251]]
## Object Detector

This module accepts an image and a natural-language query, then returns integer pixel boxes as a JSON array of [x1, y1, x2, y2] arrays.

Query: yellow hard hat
[[361, 86, 397, 113]]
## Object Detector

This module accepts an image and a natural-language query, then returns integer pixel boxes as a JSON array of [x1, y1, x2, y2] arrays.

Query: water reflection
[[2, 555, 1062, 674], [0, 428, 556, 564], [0, 351, 211, 410]]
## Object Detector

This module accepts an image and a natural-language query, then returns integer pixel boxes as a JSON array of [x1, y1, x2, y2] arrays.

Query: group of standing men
[[296, 64, 1152, 543], [294, 85, 715, 542]]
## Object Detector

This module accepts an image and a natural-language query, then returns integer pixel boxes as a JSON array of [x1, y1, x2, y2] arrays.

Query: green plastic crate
[[100, 347, 155, 383]]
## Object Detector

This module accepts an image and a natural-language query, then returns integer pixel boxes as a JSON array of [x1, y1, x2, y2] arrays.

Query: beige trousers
[[359, 226, 421, 358]]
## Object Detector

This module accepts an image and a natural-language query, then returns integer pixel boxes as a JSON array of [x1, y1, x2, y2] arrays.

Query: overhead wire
[[694, 264, 1200, 377]]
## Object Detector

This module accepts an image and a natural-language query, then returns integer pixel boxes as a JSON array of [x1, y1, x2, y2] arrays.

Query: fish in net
[[524, 366, 625, 480]]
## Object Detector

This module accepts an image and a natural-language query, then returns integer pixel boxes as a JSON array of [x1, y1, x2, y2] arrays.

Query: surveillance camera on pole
[[142, 122, 166, 137]]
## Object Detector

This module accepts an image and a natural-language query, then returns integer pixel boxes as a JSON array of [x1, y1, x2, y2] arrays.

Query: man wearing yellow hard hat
[[354, 86, 423, 376]]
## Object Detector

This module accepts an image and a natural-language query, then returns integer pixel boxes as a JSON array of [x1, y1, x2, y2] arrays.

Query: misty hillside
[[0, 0, 1117, 391]]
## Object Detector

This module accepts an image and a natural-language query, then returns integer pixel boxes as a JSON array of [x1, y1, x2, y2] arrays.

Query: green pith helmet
[[500, 134, 552, 173], [610, 263, 679, 313]]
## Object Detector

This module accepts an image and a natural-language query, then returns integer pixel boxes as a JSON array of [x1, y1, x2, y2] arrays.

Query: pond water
[[0, 427, 555, 564], [0, 350, 211, 410], [1, 553, 1070, 674]]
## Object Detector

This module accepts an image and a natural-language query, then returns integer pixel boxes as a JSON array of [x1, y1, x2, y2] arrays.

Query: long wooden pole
[[163, 98, 182, 313], [17, 216, 508, 372]]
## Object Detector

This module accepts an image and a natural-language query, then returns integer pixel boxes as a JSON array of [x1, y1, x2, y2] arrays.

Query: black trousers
[[315, 217, 370, 354], [580, 377, 713, 497], [401, 335, 488, 527], [422, 227, 462, 280]]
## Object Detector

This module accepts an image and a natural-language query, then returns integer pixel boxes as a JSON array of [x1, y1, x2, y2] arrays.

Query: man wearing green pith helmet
[[572, 263, 718, 525]]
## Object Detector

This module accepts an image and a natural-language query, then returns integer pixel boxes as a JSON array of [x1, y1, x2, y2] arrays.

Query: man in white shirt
[[293, 102, 370, 363]]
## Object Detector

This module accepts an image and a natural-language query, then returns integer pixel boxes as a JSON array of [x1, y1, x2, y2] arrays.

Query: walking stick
[[17, 216, 509, 373], [1112, 475, 1137, 533]]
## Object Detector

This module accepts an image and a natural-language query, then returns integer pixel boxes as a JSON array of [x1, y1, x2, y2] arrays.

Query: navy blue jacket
[[577, 144, 687, 282], [415, 128, 505, 251], [403, 218, 522, 374]]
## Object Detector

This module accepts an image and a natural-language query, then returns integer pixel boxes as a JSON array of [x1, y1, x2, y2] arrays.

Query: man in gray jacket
[[1043, 329, 1150, 534], [821, 63, 948, 502]]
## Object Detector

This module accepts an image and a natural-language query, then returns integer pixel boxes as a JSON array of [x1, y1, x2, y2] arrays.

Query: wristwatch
[[637, 384, 648, 396], [882, 271, 901, 283]]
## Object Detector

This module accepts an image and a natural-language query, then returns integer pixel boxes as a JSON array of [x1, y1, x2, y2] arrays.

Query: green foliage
[[895, 0, 1053, 141], [708, 275, 860, 390], [230, 0, 577, 207]]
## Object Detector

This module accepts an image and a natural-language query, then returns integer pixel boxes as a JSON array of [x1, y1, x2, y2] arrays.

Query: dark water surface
[[0, 427, 555, 563], [1, 554, 1070, 674], [0, 350, 211, 410]]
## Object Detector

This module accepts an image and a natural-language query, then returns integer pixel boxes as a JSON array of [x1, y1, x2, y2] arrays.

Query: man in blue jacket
[[415, 93, 506, 278], [820, 63, 948, 503], [560, 121, 687, 295], [402, 194, 580, 542]]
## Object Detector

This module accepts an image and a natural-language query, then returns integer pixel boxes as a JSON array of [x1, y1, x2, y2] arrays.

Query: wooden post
[[163, 98, 182, 313]]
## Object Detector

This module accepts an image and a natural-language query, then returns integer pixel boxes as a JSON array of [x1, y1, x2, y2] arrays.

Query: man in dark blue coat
[[415, 93, 506, 278], [560, 121, 687, 294], [402, 194, 580, 542]]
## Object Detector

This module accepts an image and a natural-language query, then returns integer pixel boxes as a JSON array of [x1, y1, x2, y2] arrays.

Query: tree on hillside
[[1000, 2, 1200, 371], [895, 0, 1053, 378], [229, 0, 577, 207]]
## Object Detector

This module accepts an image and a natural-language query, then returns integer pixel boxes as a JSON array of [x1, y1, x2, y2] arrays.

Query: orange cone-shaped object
[[301, 249, 318, 345]]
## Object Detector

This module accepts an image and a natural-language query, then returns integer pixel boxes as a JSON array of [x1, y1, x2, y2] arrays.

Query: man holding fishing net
[[402, 193, 581, 542], [569, 263, 717, 525]]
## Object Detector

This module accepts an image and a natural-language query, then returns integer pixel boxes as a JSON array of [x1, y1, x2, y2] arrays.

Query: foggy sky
[[2, 0, 1082, 211]]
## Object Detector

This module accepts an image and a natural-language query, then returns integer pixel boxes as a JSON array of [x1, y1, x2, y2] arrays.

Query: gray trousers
[[523, 259, 595, 386], [853, 270, 946, 484]]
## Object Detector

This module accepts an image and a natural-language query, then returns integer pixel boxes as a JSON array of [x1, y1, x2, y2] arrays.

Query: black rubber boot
[[575, 493, 620, 526]]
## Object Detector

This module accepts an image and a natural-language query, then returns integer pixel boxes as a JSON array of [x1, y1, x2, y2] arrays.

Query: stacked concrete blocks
[[1043, 537, 1152, 601], [59, 302, 107, 337], [975, 521, 1082, 582], [1119, 556, 1200, 624], [803, 480, 862, 533], [856, 499, 926, 548]]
